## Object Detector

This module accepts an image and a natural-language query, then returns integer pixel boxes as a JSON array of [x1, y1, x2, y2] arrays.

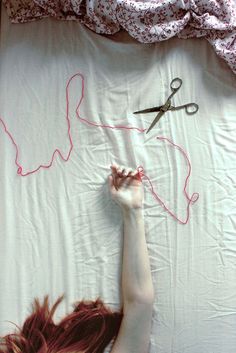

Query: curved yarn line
[[137, 137, 199, 225], [0, 72, 199, 224]]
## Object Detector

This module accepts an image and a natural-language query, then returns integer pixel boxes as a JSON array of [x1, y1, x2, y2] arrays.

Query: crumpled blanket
[[2, 1, 236, 73]]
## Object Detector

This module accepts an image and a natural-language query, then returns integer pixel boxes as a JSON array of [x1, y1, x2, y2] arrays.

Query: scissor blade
[[133, 106, 161, 114], [146, 110, 164, 134]]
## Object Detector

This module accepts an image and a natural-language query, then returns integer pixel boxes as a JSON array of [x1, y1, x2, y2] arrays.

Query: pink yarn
[[136, 137, 199, 225], [0, 72, 199, 224]]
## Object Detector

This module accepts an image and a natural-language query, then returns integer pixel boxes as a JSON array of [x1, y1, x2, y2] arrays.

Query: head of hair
[[0, 296, 123, 353]]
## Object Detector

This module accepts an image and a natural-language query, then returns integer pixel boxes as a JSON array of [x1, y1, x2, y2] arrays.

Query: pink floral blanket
[[2, 0, 236, 74]]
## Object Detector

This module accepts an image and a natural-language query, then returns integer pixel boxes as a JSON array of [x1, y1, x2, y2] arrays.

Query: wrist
[[122, 207, 143, 218]]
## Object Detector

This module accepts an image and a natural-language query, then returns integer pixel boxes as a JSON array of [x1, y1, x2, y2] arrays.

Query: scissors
[[133, 78, 199, 134]]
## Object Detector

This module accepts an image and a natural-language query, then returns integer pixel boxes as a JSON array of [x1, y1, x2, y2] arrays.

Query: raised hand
[[108, 163, 143, 211]]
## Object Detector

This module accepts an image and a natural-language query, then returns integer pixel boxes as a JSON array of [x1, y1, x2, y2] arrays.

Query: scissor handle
[[184, 103, 199, 115], [168, 77, 182, 100], [171, 103, 199, 114], [170, 77, 182, 91]]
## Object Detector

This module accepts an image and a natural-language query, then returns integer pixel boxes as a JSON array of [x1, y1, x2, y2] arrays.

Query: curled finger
[[117, 165, 126, 176]]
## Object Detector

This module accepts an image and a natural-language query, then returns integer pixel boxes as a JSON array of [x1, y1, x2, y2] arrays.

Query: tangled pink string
[[0, 72, 199, 224]]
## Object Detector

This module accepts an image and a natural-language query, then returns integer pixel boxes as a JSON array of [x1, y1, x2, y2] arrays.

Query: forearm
[[121, 208, 154, 306]]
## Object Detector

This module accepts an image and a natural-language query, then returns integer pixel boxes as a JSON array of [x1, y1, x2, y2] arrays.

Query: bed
[[0, 1, 236, 352]]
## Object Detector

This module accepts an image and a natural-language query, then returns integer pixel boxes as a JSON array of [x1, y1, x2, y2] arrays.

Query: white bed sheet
[[0, 4, 236, 353]]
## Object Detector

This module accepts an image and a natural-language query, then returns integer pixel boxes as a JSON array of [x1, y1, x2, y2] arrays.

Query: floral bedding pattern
[[2, 0, 236, 74]]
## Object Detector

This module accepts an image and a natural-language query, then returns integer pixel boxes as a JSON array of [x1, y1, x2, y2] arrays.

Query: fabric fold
[[2, 0, 236, 74]]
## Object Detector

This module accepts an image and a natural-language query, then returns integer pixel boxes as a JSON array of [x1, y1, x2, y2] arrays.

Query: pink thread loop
[[136, 165, 145, 179], [190, 193, 199, 203], [0, 72, 199, 224]]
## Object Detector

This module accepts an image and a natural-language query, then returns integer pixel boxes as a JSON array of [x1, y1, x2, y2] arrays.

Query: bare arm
[[108, 164, 154, 353], [121, 208, 154, 304]]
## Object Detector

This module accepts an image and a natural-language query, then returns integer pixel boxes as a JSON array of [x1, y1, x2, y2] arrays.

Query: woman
[[0, 164, 154, 353]]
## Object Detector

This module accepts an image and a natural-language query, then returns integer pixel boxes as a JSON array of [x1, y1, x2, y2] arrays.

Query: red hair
[[0, 296, 123, 353]]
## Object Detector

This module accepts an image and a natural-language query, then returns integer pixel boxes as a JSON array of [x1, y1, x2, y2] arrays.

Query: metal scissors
[[133, 78, 199, 134]]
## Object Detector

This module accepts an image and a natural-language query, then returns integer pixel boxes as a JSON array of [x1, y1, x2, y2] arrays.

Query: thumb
[[108, 175, 116, 193]]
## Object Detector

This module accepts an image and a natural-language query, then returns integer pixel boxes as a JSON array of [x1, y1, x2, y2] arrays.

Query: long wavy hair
[[0, 296, 123, 353]]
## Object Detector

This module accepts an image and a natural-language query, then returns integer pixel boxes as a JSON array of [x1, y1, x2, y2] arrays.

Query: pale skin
[[108, 163, 154, 353]]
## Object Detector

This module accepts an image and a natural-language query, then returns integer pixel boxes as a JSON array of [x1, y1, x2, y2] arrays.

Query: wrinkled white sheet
[[0, 4, 236, 353]]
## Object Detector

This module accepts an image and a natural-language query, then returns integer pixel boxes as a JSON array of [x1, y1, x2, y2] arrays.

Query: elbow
[[123, 293, 154, 318], [124, 289, 155, 307], [136, 292, 155, 305]]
